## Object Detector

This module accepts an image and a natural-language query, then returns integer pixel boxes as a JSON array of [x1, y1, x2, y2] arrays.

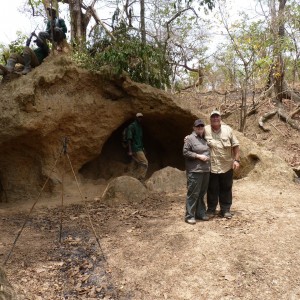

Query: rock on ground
[[146, 166, 186, 193], [101, 175, 147, 205]]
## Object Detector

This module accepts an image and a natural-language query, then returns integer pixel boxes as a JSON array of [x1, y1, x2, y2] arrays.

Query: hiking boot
[[185, 218, 196, 225], [196, 215, 209, 221], [5, 58, 17, 73], [0, 65, 9, 76], [21, 67, 32, 75], [206, 210, 217, 218], [21, 54, 32, 75], [222, 211, 232, 219]]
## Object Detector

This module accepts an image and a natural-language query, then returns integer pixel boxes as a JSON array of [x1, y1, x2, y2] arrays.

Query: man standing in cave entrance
[[127, 113, 148, 181]]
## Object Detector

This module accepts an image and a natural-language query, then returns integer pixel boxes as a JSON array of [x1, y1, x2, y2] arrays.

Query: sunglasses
[[195, 125, 205, 128]]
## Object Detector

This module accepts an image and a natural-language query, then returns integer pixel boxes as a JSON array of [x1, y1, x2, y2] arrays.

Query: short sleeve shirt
[[205, 124, 239, 174]]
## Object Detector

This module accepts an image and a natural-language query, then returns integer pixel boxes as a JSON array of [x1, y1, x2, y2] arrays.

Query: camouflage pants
[[10, 47, 40, 68], [129, 151, 148, 180]]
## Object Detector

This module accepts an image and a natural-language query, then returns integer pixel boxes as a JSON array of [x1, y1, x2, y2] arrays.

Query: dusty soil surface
[[175, 89, 300, 176], [0, 178, 299, 299]]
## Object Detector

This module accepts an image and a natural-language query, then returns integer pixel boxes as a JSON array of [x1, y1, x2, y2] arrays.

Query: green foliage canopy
[[73, 34, 171, 89]]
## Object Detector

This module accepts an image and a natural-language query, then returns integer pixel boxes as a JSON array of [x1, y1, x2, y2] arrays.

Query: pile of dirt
[[0, 54, 193, 202]]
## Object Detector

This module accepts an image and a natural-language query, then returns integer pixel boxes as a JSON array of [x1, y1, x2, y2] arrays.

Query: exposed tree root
[[247, 85, 274, 117], [282, 81, 300, 103], [278, 107, 300, 131], [258, 109, 278, 131], [258, 81, 300, 131], [289, 105, 300, 119]]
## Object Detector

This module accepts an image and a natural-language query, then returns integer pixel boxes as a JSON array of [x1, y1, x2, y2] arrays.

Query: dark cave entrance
[[79, 115, 191, 181]]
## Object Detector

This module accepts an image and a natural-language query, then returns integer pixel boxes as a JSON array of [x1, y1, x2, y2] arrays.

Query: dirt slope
[[174, 89, 300, 177], [0, 178, 299, 299]]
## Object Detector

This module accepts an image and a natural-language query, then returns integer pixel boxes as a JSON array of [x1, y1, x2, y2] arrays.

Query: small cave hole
[[234, 154, 260, 180]]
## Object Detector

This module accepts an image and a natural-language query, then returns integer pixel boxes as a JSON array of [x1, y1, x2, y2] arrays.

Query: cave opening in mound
[[79, 115, 190, 180], [234, 154, 260, 179], [0, 176, 7, 203]]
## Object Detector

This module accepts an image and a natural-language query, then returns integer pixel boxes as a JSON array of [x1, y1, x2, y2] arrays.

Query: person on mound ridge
[[0, 32, 49, 76], [39, 7, 67, 51], [127, 113, 148, 181]]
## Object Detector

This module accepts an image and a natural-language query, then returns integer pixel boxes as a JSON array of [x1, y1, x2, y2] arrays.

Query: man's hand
[[233, 160, 240, 170]]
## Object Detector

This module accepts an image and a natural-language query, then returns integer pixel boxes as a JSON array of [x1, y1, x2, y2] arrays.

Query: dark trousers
[[207, 169, 233, 213], [186, 172, 210, 220]]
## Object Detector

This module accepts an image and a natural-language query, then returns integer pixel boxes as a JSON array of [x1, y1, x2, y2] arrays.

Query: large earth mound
[[0, 54, 296, 203]]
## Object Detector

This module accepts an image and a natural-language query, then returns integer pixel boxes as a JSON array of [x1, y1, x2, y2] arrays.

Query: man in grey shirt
[[183, 119, 211, 224]]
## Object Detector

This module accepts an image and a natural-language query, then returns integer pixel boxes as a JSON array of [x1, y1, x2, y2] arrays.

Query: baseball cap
[[210, 110, 221, 117], [194, 119, 205, 127], [136, 113, 143, 117]]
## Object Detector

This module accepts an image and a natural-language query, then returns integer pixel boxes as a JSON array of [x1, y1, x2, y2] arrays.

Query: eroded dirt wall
[[0, 55, 295, 202]]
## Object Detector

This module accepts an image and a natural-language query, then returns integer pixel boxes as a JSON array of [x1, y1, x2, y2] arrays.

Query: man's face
[[137, 117, 143, 123], [210, 114, 221, 127], [48, 9, 56, 18]]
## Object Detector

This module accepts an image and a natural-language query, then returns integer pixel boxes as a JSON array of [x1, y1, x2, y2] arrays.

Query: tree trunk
[[271, 0, 287, 102], [69, 0, 85, 46], [140, 0, 149, 83], [258, 0, 300, 132]]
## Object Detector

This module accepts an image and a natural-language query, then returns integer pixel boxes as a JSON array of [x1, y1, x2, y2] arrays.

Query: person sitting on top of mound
[[0, 31, 49, 76], [39, 6, 67, 51]]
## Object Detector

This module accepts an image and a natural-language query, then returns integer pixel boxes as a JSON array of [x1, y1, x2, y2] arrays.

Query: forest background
[[1, 0, 300, 134]]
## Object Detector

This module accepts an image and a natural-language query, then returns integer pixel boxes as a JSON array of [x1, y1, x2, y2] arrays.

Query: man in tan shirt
[[205, 110, 240, 219]]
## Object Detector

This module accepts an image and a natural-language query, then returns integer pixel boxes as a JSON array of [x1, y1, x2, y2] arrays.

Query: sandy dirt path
[[0, 179, 299, 299]]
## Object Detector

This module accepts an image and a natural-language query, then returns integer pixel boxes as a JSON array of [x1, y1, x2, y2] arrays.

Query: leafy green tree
[[216, 1, 272, 131], [284, 0, 300, 84], [253, 0, 300, 131], [0, 32, 28, 65], [22, 0, 216, 88], [71, 0, 215, 88], [74, 31, 171, 88]]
